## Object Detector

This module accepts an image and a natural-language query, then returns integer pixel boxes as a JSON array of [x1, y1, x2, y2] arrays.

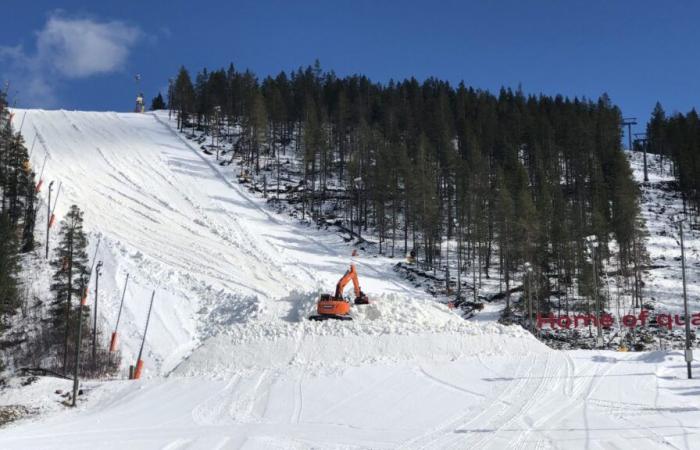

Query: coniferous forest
[[0, 91, 36, 340], [646, 102, 700, 215], [167, 62, 646, 318]]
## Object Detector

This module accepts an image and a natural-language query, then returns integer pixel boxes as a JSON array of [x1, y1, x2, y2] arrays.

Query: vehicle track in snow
[[399, 352, 532, 449]]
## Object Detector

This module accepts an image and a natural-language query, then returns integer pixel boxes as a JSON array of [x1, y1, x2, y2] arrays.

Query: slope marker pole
[[45, 181, 54, 259], [133, 290, 156, 380], [27, 135, 37, 159], [91, 261, 103, 366], [70, 238, 101, 407], [17, 111, 27, 134], [48, 181, 62, 229], [81, 238, 102, 306], [675, 219, 693, 379], [35, 153, 48, 193], [110, 273, 130, 352]]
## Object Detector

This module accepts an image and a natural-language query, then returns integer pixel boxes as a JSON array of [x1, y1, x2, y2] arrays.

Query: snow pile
[[0, 377, 74, 422], [175, 293, 533, 376]]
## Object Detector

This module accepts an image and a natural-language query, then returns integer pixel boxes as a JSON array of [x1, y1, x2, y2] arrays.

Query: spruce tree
[[173, 67, 195, 130], [49, 205, 89, 370], [647, 102, 667, 157], [151, 93, 166, 110], [495, 169, 515, 314], [0, 213, 20, 329]]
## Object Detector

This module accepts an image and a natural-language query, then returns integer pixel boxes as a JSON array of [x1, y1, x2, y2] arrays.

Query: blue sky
[[2, 0, 699, 137]]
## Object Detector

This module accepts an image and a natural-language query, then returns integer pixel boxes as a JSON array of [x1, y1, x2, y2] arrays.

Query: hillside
[[0, 110, 698, 449], [631, 150, 700, 315]]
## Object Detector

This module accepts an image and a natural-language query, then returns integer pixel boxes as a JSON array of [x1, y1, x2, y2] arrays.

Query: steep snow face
[[15, 109, 526, 375]]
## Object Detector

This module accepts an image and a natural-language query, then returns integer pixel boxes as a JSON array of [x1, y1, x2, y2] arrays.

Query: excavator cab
[[309, 263, 369, 321]]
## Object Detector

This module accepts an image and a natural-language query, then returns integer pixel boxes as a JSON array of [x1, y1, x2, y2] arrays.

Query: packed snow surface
[[1, 110, 698, 449], [3, 350, 698, 449]]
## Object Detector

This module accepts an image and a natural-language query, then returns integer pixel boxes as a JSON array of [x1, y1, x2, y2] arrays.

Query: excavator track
[[308, 314, 353, 321]]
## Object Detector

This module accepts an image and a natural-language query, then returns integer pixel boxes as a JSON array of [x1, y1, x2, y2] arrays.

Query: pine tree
[[0, 213, 20, 329], [49, 205, 89, 371], [151, 92, 166, 110], [172, 67, 195, 131], [302, 99, 322, 220], [647, 102, 667, 157], [249, 90, 268, 173], [495, 169, 515, 314]]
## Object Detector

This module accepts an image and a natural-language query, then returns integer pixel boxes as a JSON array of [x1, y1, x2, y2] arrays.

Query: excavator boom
[[335, 264, 361, 299]]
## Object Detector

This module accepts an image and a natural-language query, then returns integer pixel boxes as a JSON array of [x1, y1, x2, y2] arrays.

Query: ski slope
[[15, 109, 474, 374], [3, 347, 699, 449], [1, 110, 699, 449]]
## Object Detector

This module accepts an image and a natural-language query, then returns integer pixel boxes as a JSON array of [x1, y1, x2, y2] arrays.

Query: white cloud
[[36, 15, 141, 78], [0, 12, 142, 107]]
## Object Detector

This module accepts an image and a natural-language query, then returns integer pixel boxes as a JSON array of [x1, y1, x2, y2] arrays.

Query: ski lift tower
[[134, 74, 144, 113], [622, 117, 637, 151], [634, 132, 649, 182], [168, 78, 174, 120]]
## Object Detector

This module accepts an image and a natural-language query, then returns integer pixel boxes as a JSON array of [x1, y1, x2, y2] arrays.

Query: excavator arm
[[334, 264, 369, 304], [334, 264, 361, 299]]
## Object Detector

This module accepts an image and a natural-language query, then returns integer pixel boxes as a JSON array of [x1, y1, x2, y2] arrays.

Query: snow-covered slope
[[16, 109, 506, 376], [1, 110, 698, 449], [631, 151, 700, 315]]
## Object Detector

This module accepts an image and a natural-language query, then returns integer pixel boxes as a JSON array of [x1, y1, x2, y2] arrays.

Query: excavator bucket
[[354, 292, 369, 305]]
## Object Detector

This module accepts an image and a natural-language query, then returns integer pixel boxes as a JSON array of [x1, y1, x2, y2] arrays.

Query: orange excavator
[[309, 263, 369, 321]]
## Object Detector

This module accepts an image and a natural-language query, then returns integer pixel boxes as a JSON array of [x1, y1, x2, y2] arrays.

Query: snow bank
[[175, 292, 535, 376]]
